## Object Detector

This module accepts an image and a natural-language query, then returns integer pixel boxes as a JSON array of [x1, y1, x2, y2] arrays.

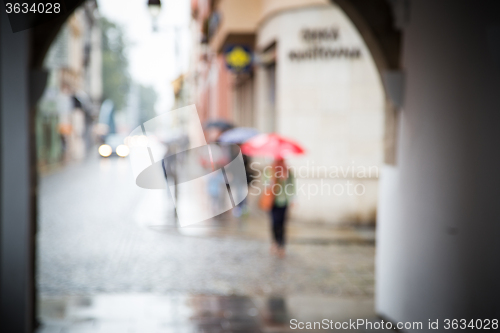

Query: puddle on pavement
[[37, 293, 388, 332]]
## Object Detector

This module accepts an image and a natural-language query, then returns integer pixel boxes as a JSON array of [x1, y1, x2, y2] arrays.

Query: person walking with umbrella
[[241, 134, 305, 258], [264, 157, 295, 257], [219, 127, 260, 217]]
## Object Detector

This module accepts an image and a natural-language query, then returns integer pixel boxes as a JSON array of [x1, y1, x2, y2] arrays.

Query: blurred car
[[98, 134, 130, 158]]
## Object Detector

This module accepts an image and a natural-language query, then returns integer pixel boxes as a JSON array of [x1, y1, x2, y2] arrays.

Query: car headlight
[[98, 144, 112, 157], [116, 144, 130, 157]]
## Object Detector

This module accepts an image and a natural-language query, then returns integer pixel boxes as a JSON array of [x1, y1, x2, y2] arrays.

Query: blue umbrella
[[218, 127, 259, 144], [205, 119, 234, 131]]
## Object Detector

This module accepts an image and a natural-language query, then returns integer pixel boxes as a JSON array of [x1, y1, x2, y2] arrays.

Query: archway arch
[[333, 0, 403, 165], [31, 0, 87, 68]]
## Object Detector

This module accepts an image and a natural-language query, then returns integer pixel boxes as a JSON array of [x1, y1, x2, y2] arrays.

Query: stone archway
[[333, 0, 403, 165], [30, 0, 87, 68], [16, 1, 404, 331]]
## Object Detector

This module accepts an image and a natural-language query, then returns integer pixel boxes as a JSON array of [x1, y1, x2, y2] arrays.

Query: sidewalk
[[149, 210, 376, 247], [133, 179, 376, 246]]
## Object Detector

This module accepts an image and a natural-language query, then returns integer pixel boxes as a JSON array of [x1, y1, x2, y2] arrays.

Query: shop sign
[[224, 45, 253, 72], [289, 27, 361, 61]]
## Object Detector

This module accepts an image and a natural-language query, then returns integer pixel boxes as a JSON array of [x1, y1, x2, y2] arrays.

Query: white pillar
[[377, 0, 500, 327]]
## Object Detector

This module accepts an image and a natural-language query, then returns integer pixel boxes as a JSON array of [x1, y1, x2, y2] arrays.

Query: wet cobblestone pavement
[[37, 158, 383, 332]]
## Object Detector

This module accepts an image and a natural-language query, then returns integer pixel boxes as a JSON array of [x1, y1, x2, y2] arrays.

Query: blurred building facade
[[36, 0, 102, 168], [190, 0, 384, 224]]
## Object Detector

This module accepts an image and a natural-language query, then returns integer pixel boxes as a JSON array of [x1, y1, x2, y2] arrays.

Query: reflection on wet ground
[[38, 294, 391, 332]]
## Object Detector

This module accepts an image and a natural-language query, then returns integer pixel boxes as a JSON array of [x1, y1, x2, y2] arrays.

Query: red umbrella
[[241, 133, 305, 159]]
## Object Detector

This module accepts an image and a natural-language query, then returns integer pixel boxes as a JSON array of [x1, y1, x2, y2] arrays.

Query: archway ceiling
[[31, 0, 402, 71]]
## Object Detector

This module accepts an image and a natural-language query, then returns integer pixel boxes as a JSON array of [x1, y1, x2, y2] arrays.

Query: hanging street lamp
[[147, 0, 162, 32]]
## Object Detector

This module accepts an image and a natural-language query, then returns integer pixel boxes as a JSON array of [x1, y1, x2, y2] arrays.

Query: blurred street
[[38, 156, 375, 296], [37, 156, 382, 332]]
